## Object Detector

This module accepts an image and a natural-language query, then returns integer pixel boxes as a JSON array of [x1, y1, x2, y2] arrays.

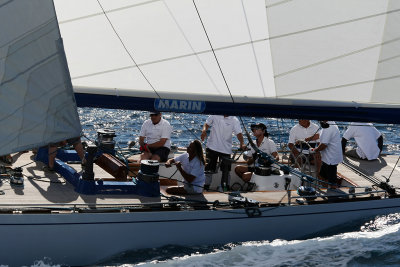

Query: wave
[[96, 213, 400, 267]]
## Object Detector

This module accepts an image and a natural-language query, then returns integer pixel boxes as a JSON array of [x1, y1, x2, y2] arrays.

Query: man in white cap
[[139, 111, 172, 162]]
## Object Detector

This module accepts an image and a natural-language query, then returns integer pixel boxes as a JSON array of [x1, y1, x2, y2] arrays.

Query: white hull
[[1, 197, 400, 266]]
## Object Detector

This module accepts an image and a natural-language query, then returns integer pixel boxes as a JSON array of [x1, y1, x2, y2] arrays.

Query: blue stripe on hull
[[74, 93, 400, 124]]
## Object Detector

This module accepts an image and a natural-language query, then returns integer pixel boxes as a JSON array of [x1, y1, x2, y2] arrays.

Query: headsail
[[54, 0, 400, 123], [0, 0, 81, 156]]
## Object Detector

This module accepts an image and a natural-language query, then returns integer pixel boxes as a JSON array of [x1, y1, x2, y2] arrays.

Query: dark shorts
[[319, 162, 338, 184], [247, 166, 255, 173], [149, 146, 170, 162], [49, 137, 80, 147], [345, 149, 365, 160], [205, 148, 230, 173]]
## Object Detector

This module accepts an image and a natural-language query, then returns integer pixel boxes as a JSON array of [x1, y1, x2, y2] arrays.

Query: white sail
[[266, 0, 400, 104], [54, 1, 275, 97], [0, 0, 82, 155], [53, 0, 400, 122]]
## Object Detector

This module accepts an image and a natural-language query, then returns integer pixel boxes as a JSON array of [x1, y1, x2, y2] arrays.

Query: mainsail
[[53, 0, 400, 123], [0, 0, 82, 156]]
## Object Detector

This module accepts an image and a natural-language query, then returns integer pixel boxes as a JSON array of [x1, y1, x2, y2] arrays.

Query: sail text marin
[[155, 99, 205, 113]]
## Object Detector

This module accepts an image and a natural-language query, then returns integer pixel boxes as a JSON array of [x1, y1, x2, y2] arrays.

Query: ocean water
[[31, 213, 400, 267], [78, 107, 400, 154], [33, 107, 400, 267], [101, 213, 400, 267]]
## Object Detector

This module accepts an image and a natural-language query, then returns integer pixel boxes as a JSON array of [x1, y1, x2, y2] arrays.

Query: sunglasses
[[251, 127, 263, 131]]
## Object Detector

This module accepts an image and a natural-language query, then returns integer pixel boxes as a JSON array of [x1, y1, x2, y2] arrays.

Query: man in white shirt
[[201, 115, 246, 191], [139, 112, 172, 162], [342, 122, 383, 161], [312, 121, 343, 187], [235, 123, 279, 182], [288, 119, 321, 173]]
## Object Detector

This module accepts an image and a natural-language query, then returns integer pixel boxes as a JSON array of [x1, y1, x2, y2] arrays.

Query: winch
[[254, 156, 273, 176], [95, 128, 116, 153], [297, 186, 317, 200], [137, 160, 160, 183], [10, 167, 24, 186], [254, 166, 272, 176]]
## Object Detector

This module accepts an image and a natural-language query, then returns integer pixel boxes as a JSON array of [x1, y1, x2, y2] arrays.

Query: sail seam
[[192, 0, 235, 103], [0, 79, 65, 121], [0, 18, 56, 49], [268, 8, 400, 40], [266, 0, 294, 9], [162, 0, 222, 95], [1, 81, 69, 147], [379, 54, 400, 64], [0, 0, 13, 9], [0, 53, 58, 87], [70, 39, 269, 81], [275, 37, 400, 78], [0, 25, 57, 61], [96, 0, 161, 99], [370, 0, 392, 103], [277, 74, 400, 98], [241, 0, 266, 97], [58, 0, 161, 25]]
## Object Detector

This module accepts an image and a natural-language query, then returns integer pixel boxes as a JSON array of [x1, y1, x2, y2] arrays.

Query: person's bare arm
[[288, 143, 299, 157], [313, 143, 327, 153], [305, 133, 320, 142], [139, 136, 146, 148], [201, 123, 210, 141], [237, 133, 247, 150], [272, 151, 279, 161], [176, 162, 195, 183]]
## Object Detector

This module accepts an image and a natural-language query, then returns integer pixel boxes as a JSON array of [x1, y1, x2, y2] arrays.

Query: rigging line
[[173, 113, 205, 146], [335, 123, 387, 127], [96, 0, 161, 99], [162, 0, 222, 95], [14, 146, 62, 169], [387, 155, 400, 183], [59, 0, 161, 25], [71, 38, 268, 81], [24, 174, 66, 184], [277, 73, 400, 98], [341, 159, 383, 185], [275, 36, 400, 78], [192, 0, 235, 104], [275, 118, 283, 149], [268, 8, 400, 41], [240, 0, 266, 97]]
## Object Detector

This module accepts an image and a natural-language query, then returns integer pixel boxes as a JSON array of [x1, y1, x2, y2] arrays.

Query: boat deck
[[0, 151, 399, 209]]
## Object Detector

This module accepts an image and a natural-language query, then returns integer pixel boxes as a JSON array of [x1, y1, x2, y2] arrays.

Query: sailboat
[[1, 0, 400, 265]]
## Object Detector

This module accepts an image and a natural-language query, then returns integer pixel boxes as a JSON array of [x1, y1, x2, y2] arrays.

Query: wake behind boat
[[2, 0, 400, 266]]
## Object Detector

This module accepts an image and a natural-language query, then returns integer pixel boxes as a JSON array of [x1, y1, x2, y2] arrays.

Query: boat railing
[[287, 188, 388, 205]]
